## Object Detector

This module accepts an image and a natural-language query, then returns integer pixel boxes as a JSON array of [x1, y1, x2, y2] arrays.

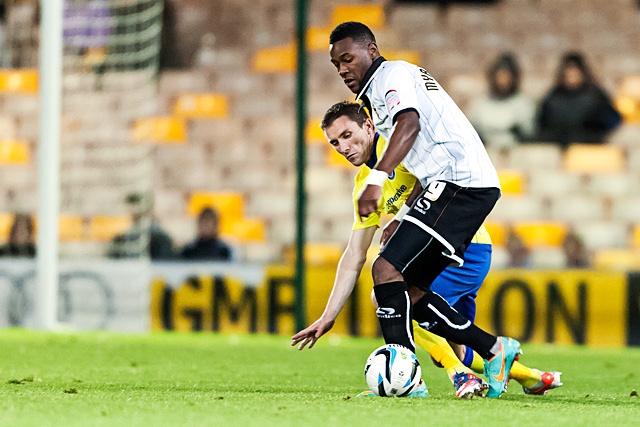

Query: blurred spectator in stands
[[159, 0, 180, 69], [536, 51, 621, 149], [108, 193, 175, 260], [505, 228, 531, 268], [192, 32, 217, 68], [180, 207, 233, 261], [0, 3, 7, 68], [5, 0, 39, 67], [63, 0, 110, 49], [63, 0, 110, 73], [468, 52, 536, 149], [0, 213, 36, 258], [562, 231, 590, 268]]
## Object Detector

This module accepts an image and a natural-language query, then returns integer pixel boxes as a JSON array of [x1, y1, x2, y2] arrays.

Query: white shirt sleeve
[[378, 63, 422, 123]]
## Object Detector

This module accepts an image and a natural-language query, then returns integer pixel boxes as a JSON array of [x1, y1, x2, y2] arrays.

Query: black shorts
[[379, 180, 500, 291]]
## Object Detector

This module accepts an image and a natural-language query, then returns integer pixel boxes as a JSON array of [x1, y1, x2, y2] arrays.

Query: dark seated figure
[[537, 52, 621, 148], [0, 213, 36, 258], [107, 193, 175, 260], [109, 222, 175, 260], [181, 207, 232, 261]]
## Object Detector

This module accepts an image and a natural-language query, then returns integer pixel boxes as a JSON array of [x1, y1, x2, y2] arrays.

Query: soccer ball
[[364, 344, 422, 397]]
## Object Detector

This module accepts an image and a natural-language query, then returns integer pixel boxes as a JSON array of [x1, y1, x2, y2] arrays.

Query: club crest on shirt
[[385, 90, 401, 113]]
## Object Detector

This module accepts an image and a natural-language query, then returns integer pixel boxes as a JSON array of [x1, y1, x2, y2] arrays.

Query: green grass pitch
[[1, 330, 640, 427]]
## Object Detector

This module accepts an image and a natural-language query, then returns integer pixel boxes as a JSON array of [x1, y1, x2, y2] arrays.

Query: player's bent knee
[[408, 286, 427, 305], [372, 256, 402, 284]]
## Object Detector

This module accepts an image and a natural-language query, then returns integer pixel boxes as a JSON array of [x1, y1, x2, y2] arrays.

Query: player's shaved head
[[329, 21, 376, 46], [321, 101, 369, 130]]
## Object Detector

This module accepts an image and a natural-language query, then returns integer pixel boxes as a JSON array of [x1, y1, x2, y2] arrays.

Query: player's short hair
[[329, 21, 376, 46], [321, 101, 369, 130]]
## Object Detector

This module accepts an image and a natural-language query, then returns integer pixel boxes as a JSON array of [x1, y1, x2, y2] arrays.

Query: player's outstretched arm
[[358, 112, 420, 218], [292, 227, 377, 350]]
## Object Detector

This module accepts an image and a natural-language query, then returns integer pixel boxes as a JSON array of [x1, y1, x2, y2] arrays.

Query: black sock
[[412, 290, 496, 359], [374, 281, 414, 352]]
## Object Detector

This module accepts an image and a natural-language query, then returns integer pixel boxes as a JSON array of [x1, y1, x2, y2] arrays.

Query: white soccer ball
[[364, 344, 422, 397]]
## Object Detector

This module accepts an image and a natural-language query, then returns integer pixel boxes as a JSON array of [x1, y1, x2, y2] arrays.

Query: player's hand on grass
[[381, 219, 400, 248], [357, 184, 382, 220], [291, 317, 335, 350]]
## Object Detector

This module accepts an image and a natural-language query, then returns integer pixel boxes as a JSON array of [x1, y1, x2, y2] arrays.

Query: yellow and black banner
[[149, 263, 640, 347], [474, 270, 627, 347]]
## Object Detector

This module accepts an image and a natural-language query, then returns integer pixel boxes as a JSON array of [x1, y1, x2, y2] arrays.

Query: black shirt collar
[[356, 56, 386, 101], [365, 133, 381, 169]]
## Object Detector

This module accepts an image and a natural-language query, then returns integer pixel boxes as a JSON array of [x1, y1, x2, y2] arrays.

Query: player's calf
[[373, 281, 415, 352]]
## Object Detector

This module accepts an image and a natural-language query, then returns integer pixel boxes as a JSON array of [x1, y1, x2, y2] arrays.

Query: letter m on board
[[213, 276, 258, 332]]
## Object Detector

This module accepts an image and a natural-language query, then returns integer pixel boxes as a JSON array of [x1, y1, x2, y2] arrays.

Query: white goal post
[[36, 0, 63, 330]]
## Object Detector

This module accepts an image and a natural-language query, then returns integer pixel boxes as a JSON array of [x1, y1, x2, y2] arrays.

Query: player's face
[[330, 38, 376, 94], [324, 116, 375, 166]]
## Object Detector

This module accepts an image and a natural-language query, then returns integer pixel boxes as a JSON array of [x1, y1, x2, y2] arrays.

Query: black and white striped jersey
[[356, 59, 501, 190]]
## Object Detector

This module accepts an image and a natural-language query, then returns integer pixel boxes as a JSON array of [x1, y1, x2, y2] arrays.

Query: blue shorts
[[429, 242, 492, 322]]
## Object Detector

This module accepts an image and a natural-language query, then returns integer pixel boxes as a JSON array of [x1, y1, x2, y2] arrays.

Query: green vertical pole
[[294, 0, 308, 332]]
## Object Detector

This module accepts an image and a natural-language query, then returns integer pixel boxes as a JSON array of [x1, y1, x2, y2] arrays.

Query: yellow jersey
[[352, 133, 491, 245]]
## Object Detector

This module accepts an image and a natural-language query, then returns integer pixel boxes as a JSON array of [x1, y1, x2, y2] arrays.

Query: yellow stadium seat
[[220, 218, 266, 243], [385, 50, 421, 65], [0, 140, 30, 164], [632, 224, 640, 249], [88, 216, 131, 241], [283, 242, 344, 265], [0, 69, 38, 93], [307, 27, 332, 51], [330, 5, 385, 29], [564, 144, 625, 174], [83, 47, 107, 68], [326, 145, 351, 168], [0, 213, 14, 240], [187, 192, 244, 227], [306, 118, 326, 144], [59, 215, 86, 241], [306, 243, 343, 265], [616, 76, 640, 123], [252, 44, 296, 73], [593, 249, 640, 271], [306, 242, 344, 265], [513, 222, 568, 248], [173, 93, 228, 119], [615, 96, 640, 124], [497, 170, 525, 195], [619, 75, 640, 98], [132, 117, 187, 143], [484, 222, 507, 246]]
